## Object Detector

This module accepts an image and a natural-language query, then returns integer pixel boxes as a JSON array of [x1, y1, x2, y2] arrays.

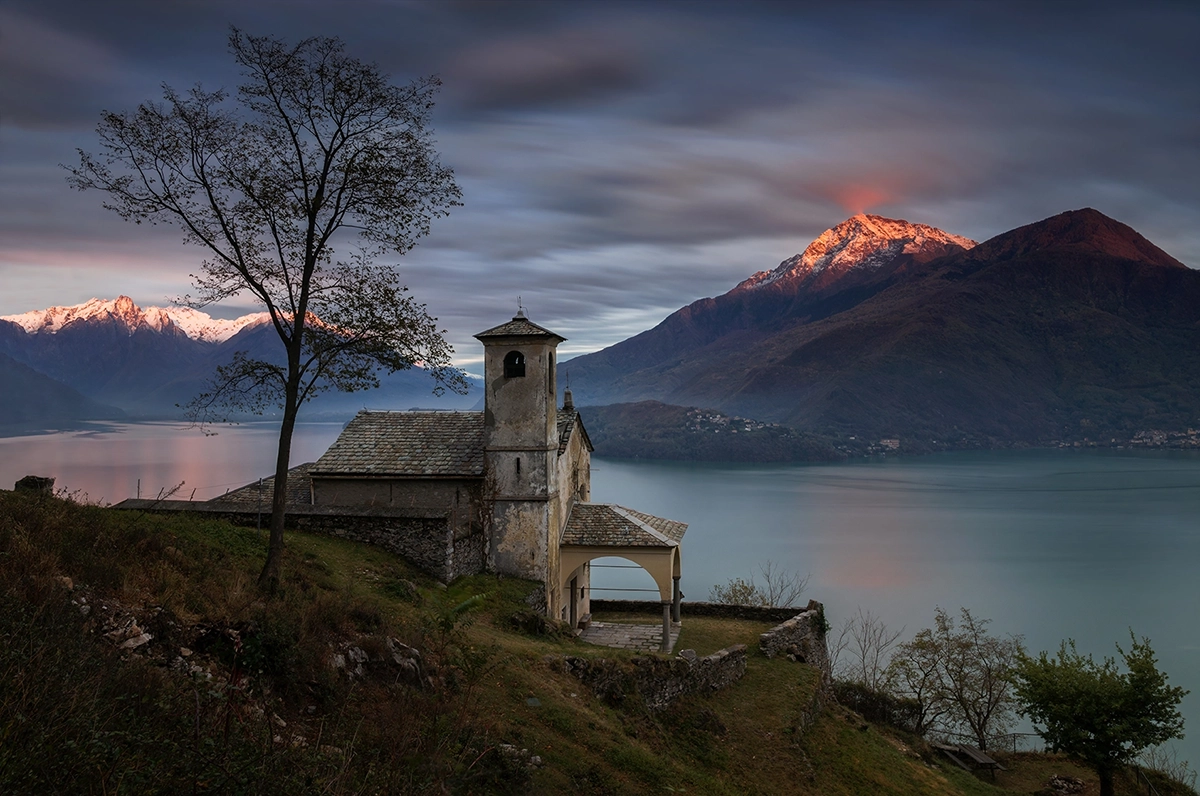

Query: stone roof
[[561, 503, 687, 548], [474, 312, 566, 342], [311, 411, 485, 477], [557, 409, 594, 454], [209, 462, 315, 506]]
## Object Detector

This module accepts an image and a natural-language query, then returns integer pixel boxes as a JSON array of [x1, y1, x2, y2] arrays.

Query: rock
[[1046, 774, 1085, 794], [120, 632, 152, 650], [14, 475, 54, 494], [57, 576, 74, 591]]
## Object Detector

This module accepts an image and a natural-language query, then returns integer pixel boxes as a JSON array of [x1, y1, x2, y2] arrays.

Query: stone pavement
[[578, 621, 681, 653]]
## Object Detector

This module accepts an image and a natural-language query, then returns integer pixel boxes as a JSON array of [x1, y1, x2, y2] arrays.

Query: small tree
[[1013, 634, 1188, 796], [890, 607, 1023, 750], [68, 30, 465, 589], [709, 562, 808, 608], [830, 608, 902, 693]]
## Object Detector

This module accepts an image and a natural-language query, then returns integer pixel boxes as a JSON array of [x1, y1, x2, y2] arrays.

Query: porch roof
[[561, 503, 687, 548]]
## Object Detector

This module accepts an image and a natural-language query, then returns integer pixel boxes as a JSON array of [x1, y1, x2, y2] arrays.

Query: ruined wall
[[552, 644, 748, 712], [759, 600, 831, 681]]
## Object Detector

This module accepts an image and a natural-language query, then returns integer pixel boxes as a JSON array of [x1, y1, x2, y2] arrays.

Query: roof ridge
[[609, 504, 674, 546]]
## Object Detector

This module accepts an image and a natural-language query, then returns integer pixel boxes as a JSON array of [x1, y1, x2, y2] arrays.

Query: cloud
[[446, 27, 645, 111], [0, 8, 125, 128], [2, 0, 1198, 362]]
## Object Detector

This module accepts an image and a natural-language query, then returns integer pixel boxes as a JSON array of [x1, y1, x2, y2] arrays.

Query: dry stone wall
[[759, 599, 831, 680], [111, 500, 487, 582], [552, 644, 748, 712]]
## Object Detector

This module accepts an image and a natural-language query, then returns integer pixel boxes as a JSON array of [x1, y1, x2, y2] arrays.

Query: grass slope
[[0, 490, 1193, 794]]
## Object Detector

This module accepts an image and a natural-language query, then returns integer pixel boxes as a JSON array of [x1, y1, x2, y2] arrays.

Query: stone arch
[[559, 545, 681, 603]]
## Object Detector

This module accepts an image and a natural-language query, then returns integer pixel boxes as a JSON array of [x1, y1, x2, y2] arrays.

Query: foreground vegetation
[[1, 489, 1195, 794]]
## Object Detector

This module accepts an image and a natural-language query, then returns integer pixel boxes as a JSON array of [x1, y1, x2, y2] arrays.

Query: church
[[302, 311, 687, 635]]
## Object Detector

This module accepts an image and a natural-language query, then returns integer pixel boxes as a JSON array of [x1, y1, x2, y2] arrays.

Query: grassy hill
[[0, 489, 1192, 794]]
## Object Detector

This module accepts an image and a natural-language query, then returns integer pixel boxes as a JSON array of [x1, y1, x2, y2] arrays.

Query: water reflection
[[0, 422, 345, 505]]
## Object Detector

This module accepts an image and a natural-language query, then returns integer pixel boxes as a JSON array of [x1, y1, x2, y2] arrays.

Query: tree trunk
[[258, 377, 301, 592], [1097, 766, 1114, 796]]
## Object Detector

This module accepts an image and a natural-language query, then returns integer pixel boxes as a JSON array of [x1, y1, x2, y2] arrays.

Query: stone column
[[661, 601, 672, 652], [671, 576, 682, 623]]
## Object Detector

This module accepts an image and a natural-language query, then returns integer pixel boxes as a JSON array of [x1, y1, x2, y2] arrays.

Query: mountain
[[564, 213, 977, 405], [0, 351, 124, 432], [733, 213, 976, 293], [0, 297, 476, 421], [567, 209, 1200, 446], [2, 296, 269, 343]]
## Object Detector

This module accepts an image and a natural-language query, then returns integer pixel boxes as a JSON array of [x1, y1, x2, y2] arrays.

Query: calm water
[[3, 424, 1198, 761]]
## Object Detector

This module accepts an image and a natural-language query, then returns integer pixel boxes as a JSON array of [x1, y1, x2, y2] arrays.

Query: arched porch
[[559, 503, 688, 652]]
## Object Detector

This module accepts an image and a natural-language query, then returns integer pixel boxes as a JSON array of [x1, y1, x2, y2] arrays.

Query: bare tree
[[68, 29, 465, 589], [887, 622, 948, 735], [893, 607, 1023, 750], [709, 562, 809, 608], [829, 608, 903, 692]]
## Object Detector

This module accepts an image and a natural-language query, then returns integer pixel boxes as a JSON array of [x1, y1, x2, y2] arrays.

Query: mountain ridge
[[2, 296, 271, 344], [0, 298, 476, 423], [566, 208, 1200, 447]]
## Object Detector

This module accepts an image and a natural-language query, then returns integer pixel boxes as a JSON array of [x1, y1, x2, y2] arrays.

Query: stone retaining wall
[[553, 643, 748, 712], [632, 645, 748, 710], [759, 600, 831, 680], [590, 598, 800, 623], [112, 500, 487, 582]]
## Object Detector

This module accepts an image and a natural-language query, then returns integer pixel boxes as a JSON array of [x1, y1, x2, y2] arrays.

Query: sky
[[3, 0, 1198, 366]]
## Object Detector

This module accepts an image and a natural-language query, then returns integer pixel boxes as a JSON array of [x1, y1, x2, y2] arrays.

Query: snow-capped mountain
[[0, 294, 476, 421], [1, 296, 269, 344], [736, 214, 976, 291]]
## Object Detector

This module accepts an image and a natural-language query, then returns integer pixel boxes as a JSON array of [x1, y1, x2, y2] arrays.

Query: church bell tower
[[474, 310, 565, 597]]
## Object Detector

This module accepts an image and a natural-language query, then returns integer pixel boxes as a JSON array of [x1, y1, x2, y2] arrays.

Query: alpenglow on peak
[[1, 296, 269, 343], [737, 213, 977, 291]]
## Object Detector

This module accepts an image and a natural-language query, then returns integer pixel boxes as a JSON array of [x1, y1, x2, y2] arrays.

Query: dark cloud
[[446, 27, 645, 111], [1, 1, 1197, 357]]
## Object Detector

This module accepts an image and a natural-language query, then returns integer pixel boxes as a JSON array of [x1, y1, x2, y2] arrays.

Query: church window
[[504, 351, 525, 377]]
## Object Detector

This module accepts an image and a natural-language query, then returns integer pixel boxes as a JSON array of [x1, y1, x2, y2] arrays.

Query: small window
[[504, 350, 525, 378]]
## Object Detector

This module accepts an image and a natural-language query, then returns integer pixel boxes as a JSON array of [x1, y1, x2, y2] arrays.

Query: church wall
[[490, 500, 550, 582], [312, 477, 481, 538], [554, 420, 593, 621]]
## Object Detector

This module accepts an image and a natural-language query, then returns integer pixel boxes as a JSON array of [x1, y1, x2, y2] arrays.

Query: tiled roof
[[556, 409, 594, 454], [474, 314, 565, 342], [208, 462, 315, 507], [310, 411, 485, 477], [561, 503, 687, 548]]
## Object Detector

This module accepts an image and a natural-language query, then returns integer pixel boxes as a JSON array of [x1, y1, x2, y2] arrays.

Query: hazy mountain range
[[564, 209, 1200, 448], [6, 208, 1197, 452], [0, 296, 476, 428]]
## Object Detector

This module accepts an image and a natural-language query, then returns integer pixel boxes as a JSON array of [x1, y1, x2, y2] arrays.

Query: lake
[[3, 422, 1198, 763]]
